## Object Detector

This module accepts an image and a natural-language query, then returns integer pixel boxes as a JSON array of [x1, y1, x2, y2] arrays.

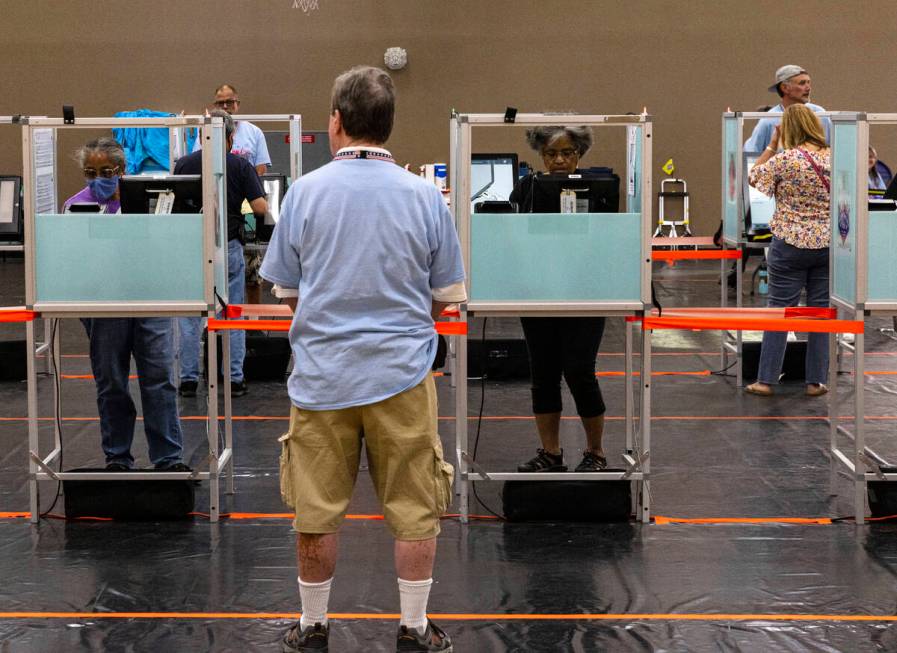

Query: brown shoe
[[806, 383, 828, 397], [745, 382, 773, 396]]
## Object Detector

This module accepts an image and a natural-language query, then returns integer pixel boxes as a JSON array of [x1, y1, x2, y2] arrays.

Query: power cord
[[469, 318, 505, 520], [39, 318, 63, 517]]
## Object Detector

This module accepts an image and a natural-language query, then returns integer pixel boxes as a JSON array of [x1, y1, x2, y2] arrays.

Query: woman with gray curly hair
[[509, 125, 608, 474], [62, 138, 188, 474]]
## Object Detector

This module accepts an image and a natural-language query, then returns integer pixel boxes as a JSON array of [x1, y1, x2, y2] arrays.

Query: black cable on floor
[[39, 318, 63, 518], [709, 358, 739, 376], [469, 318, 505, 521]]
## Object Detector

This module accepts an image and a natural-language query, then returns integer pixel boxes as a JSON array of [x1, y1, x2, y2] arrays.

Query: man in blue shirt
[[745, 65, 830, 152], [193, 83, 272, 177], [261, 66, 465, 653]]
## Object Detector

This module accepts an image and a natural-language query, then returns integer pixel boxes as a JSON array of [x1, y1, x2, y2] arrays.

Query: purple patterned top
[[62, 186, 120, 214]]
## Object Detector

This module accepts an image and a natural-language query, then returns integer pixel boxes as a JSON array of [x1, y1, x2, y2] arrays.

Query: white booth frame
[[21, 115, 233, 522], [450, 112, 654, 524], [827, 112, 897, 525]]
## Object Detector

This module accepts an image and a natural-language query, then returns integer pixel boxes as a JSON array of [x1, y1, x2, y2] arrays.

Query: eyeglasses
[[214, 98, 240, 107], [543, 148, 578, 160], [82, 166, 120, 180]]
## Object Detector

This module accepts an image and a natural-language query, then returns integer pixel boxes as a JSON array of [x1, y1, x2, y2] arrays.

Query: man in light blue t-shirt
[[192, 83, 271, 176], [745, 64, 831, 152], [261, 66, 464, 653]]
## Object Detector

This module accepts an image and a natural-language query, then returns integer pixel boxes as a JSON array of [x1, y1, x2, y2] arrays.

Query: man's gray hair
[[525, 126, 594, 157], [330, 66, 395, 144], [208, 108, 236, 140], [75, 137, 126, 170]]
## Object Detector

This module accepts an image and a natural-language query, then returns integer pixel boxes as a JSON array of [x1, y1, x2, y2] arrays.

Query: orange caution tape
[[652, 249, 741, 261], [784, 306, 837, 319], [654, 516, 832, 525], [436, 321, 467, 335], [643, 316, 864, 334], [208, 318, 467, 336], [208, 319, 289, 332], [0, 309, 38, 323]]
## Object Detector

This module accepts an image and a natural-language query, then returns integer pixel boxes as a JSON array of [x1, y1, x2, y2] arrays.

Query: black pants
[[519, 317, 606, 417]]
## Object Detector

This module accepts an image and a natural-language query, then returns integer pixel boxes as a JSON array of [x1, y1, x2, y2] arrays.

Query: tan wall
[[1, 0, 895, 233]]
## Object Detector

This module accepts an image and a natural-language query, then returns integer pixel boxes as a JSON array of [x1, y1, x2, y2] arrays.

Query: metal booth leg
[[455, 310, 469, 524], [828, 327, 839, 497], [625, 319, 634, 454], [26, 320, 39, 523], [207, 327, 220, 523], [854, 325, 866, 525], [223, 330, 235, 496], [638, 325, 652, 523]]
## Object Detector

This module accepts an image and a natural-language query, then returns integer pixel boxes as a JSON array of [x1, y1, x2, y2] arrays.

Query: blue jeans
[[81, 317, 183, 468], [178, 238, 246, 382], [757, 237, 830, 385]]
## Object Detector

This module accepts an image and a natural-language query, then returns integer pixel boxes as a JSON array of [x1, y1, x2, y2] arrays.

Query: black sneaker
[[517, 448, 567, 473], [231, 380, 249, 397], [178, 380, 198, 397], [574, 451, 607, 472], [396, 619, 452, 652], [156, 462, 193, 473], [282, 621, 329, 652], [105, 462, 130, 472]]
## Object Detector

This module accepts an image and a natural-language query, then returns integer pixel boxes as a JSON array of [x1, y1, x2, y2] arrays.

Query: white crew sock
[[298, 576, 332, 629], [398, 577, 433, 635]]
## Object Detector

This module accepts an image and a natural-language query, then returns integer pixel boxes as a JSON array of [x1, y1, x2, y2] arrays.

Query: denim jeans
[[178, 238, 246, 382], [757, 237, 830, 385], [81, 317, 183, 468]]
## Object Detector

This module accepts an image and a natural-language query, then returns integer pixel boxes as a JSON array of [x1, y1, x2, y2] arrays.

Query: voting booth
[[827, 112, 897, 524], [21, 115, 233, 522], [450, 112, 653, 523]]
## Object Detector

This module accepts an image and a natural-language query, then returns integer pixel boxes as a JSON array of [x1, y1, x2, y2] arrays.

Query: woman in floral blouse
[[746, 104, 831, 397]]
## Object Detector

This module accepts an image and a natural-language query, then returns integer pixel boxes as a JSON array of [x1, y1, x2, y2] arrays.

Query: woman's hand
[[768, 125, 781, 152]]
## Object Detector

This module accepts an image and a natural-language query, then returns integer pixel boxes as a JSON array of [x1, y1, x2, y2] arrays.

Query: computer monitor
[[530, 172, 620, 214], [471, 153, 518, 212], [119, 175, 203, 214], [0, 176, 23, 241], [743, 152, 775, 230], [255, 173, 287, 241]]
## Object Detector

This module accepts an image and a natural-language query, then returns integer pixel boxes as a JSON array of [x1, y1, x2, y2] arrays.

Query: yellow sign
[[662, 159, 675, 175]]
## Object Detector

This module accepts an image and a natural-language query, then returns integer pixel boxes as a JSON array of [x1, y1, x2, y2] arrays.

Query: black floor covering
[[2, 257, 897, 652]]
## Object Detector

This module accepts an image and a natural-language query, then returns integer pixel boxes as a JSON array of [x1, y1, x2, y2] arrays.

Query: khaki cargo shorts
[[278, 373, 454, 540]]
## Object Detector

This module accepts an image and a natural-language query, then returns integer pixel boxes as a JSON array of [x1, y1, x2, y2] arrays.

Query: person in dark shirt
[[509, 125, 609, 474], [174, 109, 267, 397]]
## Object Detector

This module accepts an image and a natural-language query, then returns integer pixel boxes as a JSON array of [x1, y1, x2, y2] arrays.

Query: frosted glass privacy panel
[[470, 212, 641, 302], [868, 211, 897, 303], [722, 117, 740, 243], [34, 214, 204, 303], [831, 122, 858, 306]]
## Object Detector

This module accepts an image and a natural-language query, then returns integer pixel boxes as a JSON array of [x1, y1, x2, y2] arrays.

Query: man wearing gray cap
[[745, 65, 830, 152]]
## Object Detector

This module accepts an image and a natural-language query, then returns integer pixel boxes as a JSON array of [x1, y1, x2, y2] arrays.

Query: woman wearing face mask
[[62, 138, 188, 472], [509, 125, 608, 474], [63, 137, 125, 212]]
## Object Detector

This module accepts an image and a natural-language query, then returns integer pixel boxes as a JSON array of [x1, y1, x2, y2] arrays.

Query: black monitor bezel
[[0, 176, 23, 240], [530, 172, 619, 214], [119, 174, 203, 214]]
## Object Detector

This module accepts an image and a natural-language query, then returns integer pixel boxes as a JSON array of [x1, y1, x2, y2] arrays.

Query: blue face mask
[[88, 176, 120, 202]]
